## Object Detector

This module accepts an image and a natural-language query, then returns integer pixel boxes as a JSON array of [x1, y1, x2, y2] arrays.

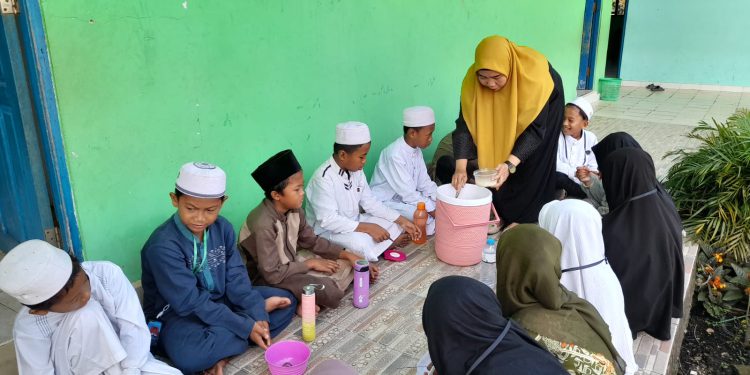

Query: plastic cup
[[473, 168, 498, 188]]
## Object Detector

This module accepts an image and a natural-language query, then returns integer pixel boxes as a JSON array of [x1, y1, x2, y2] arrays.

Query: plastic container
[[434, 184, 500, 266], [473, 168, 498, 188], [479, 261, 496, 289], [265, 340, 311, 375], [599, 78, 622, 101], [482, 238, 496, 263], [353, 260, 369, 308], [412, 202, 428, 244], [301, 285, 316, 342]]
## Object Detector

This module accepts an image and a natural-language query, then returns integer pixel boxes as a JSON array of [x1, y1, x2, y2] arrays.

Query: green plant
[[664, 109, 750, 261], [694, 246, 750, 322]]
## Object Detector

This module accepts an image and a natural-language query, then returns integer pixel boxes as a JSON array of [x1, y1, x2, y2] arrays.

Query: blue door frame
[[0, 12, 54, 250], [577, 0, 601, 90], [0, 1, 82, 259]]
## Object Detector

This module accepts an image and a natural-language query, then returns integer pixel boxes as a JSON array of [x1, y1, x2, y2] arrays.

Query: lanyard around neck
[[564, 132, 588, 166], [192, 229, 208, 274]]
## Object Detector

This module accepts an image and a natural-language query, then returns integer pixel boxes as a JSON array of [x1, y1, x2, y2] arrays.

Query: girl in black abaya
[[600, 148, 684, 340]]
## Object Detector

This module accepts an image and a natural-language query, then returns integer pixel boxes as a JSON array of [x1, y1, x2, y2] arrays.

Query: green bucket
[[599, 78, 622, 101]]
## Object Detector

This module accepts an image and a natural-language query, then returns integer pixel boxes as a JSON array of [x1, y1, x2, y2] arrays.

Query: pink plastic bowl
[[265, 340, 311, 375]]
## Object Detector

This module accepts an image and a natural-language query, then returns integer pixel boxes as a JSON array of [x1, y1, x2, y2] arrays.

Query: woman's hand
[[451, 171, 468, 192], [492, 163, 511, 189], [451, 159, 469, 194]]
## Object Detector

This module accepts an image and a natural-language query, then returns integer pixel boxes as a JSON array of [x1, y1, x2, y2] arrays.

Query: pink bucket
[[265, 340, 311, 375], [435, 184, 499, 266]]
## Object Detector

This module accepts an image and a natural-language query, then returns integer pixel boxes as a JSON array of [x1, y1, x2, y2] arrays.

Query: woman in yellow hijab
[[451, 35, 564, 226]]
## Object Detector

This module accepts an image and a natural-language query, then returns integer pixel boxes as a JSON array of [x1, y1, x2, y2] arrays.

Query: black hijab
[[591, 132, 642, 164], [422, 276, 566, 375], [592, 131, 675, 209], [600, 148, 684, 340]]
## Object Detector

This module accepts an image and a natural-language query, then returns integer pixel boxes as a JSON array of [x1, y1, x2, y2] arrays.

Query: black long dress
[[454, 65, 564, 224], [600, 148, 684, 340]]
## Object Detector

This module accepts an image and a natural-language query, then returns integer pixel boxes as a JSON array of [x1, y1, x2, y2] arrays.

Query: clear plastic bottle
[[479, 238, 496, 289], [482, 238, 496, 263], [412, 202, 428, 244]]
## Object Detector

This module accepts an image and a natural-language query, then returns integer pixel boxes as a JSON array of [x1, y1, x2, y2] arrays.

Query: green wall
[[620, 0, 750, 87], [41, 0, 590, 279]]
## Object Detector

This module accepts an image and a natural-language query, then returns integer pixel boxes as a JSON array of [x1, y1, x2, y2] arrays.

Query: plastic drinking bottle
[[353, 260, 370, 308], [412, 201, 428, 244], [301, 285, 316, 342]]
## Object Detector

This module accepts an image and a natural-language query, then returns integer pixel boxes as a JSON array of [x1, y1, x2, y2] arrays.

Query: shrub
[[664, 109, 750, 261]]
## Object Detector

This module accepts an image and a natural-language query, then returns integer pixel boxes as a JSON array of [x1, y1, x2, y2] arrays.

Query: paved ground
[[0, 85, 747, 373], [219, 86, 746, 375]]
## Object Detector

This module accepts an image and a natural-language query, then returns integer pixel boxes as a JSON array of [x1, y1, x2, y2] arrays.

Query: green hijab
[[496, 224, 625, 374]]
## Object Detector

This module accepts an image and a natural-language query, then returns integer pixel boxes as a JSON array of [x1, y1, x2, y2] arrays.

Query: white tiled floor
[[598, 85, 750, 126]]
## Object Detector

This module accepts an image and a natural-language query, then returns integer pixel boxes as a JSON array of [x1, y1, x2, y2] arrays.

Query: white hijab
[[539, 200, 638, 375]]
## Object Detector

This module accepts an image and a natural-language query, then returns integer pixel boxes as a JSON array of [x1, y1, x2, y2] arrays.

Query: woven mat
[[225, 238, 483, 375]]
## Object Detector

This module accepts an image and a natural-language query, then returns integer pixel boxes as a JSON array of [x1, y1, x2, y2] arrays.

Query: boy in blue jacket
[[141, 162, 296, 374]]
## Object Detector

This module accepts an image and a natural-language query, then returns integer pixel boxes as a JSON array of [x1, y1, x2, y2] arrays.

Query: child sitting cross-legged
[[0, 240, 180, 374], [239, 149, 379, 313], [141, 162, 296, 374], [305, 121, 420, 261], [370, 106, 438, 235]]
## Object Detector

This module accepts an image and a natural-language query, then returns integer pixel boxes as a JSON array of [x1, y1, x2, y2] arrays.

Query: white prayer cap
[[0, 240, 73, 305], [335, 121, 371, 145], [403, 106, 435, 127], [175, 162, 226, 198], [570, 97, 594, 120]]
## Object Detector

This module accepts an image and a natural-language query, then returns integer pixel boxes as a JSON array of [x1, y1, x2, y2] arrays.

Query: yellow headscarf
[[461, 35, 554, 168]]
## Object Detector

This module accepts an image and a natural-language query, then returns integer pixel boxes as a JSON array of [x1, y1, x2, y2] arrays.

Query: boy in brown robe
[[239, 149, 379, 313]]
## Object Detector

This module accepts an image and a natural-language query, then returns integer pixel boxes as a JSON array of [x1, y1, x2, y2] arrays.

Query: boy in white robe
[[370, 106, 438, 235], [555, 97, 599, 200], [306, 121, 420, 261], [0, 240, 180, 375]]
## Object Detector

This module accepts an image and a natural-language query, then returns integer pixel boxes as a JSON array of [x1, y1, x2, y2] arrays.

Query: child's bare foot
[[393, 233, 410, 247], [295, 303, 321, 317], [203, 358, 229, 375], [265, 296, 292, 312]]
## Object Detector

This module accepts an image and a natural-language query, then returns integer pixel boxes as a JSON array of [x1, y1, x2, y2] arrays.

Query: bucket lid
[[436, 183, 493, 207]]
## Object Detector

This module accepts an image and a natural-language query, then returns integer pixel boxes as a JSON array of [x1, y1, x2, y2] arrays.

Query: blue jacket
[[141, 214, 268, 340]]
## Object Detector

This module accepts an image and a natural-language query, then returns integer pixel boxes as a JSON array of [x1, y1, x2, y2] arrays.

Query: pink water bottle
[[353, 259, 369, 308], [301, 285, 316, 342]]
